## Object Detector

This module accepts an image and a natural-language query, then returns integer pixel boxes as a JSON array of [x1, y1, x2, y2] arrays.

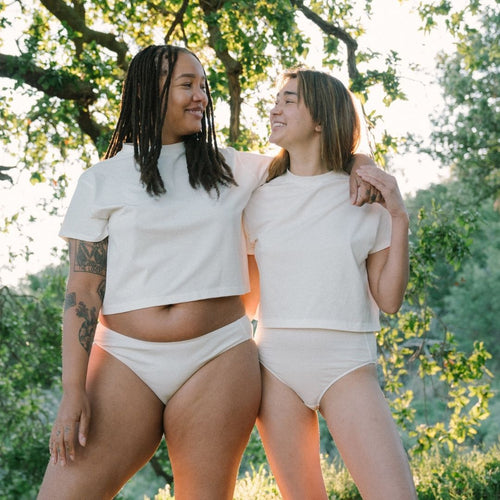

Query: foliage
[[389, 2, 499, 455], [148, 445, 500, 500], [239, 427, 269, 474], [0, 0, 498, 493], [0, 265, 66, 499], [414, 443, 500, 500], [442, 201, 500, 363], [414, 5, 500, 203], [375, 193, 494, 454], [0, 0, 407, 199]]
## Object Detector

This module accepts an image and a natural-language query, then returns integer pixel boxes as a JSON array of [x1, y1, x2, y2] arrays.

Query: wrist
[[62, 377, 87, 392]]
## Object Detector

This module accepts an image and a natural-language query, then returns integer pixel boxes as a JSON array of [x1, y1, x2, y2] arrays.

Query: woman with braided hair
[[38, 45, 380, 499]]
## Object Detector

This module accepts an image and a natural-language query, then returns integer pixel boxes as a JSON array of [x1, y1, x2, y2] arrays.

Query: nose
[[193, 87, 207, 103], [270, 104, 281, 116]]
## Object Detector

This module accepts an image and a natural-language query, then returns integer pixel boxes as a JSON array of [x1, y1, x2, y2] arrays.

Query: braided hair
[[105, 45, 236, 196]]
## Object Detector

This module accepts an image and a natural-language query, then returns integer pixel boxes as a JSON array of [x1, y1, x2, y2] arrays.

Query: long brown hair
[[105, 45, 235, 196], [267, 69, 361, 182]]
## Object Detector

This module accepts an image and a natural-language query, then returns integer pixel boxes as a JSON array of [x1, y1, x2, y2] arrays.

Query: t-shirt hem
[[58, 230, 109, 243], [102, 286, 249, 315], [258, 317, 380, 332]]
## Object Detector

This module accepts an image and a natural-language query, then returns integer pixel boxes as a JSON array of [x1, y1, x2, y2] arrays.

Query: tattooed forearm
[[73, 239, 108, 277], [97, 279, 106, 303], [64, 292, 76, 312], [75, 302, 99, 354]]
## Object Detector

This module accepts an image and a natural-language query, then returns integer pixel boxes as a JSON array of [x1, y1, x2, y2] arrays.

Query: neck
[[285, 132, 328, 176], [288, 146, 327, 176]]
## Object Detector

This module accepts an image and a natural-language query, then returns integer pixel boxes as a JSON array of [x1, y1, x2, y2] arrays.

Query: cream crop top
[[59, 143, 270, 314], [243, 170, 392, 332]]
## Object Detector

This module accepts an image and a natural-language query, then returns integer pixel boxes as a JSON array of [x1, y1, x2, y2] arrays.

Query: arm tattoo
[[75, 302, 99, 354], [97, 279, 106, 303], [64, 292, 76, 312], [73, 239, 108, 277]]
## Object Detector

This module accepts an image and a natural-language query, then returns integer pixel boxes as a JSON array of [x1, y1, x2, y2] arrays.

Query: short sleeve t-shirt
[[243, 170, 391, 332], [59, 143, 270, 314]]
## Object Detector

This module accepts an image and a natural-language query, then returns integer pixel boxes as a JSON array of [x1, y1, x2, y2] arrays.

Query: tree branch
[[0, 53, 96, 103], [161, 0, 190, 44], [290, 0, 360, 81], [76, 107, 110, 154], [39, 0, 128, 69], [199, 0, 242, 143]]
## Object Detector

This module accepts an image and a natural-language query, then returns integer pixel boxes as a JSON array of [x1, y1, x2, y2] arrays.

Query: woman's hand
[[349, 162, 384, 207], [49, 387, 90, 466], [354, 165, 407, 218]]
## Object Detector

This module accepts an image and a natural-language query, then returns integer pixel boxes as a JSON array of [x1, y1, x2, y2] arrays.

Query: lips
[[271, 121, 285, 130], [186, 107, 204, 118]]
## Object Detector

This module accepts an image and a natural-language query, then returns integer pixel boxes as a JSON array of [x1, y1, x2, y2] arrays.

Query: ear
[[315, 124, 322, 132]]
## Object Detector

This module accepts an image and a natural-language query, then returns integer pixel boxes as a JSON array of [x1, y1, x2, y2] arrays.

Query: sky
[[0, 0, 460, 287]]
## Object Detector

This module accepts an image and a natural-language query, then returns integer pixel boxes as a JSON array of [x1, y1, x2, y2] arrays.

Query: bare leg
[[163, 340, 261, 500], [38, 346, 165, 500], [257, 367, 328, 500], [320, 364, 417, 500]]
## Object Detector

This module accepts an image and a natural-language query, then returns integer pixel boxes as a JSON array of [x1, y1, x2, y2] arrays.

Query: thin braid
[[185, 80, 236, 195], [105, 45, 236, 196]]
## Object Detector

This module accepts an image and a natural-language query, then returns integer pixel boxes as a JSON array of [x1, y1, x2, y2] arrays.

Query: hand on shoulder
[[355, 165, 408, 219]]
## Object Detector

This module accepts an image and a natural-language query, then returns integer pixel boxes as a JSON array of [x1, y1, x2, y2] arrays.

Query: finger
[[357, 172, 386, 192], [357, 179, 378, 206], [58, 429, 68, 466], [52, 426, 64, 465], [63, 423, 78, 462], [79, 410, 90, 447], [349, 171, 360, 204], [354, 185, 366, 206], [49, 435, 58, 465]]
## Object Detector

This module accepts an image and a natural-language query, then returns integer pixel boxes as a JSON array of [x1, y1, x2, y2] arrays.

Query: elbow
[[382, 304, 402, 315], [379, 294, 404, 315]]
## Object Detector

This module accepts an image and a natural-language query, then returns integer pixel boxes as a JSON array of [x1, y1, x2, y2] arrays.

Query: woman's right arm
[[50, 238, 107, 466]]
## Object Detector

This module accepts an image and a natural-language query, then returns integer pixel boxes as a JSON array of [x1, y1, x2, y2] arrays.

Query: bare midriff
[[99, 295, 246, 342]]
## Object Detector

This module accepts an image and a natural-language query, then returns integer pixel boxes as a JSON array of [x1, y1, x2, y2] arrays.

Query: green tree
[[0, 0, 496, 494], [417, 5, 500, 203], [443, 201, 500, 362], [385, 1, 499, 454], [0, 0, 407, 194], [0, 266, 66, 499]]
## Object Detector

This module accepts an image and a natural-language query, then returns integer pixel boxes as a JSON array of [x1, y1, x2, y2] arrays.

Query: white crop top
[[59, 143, 270, 314], [243, 170, 392, 332]]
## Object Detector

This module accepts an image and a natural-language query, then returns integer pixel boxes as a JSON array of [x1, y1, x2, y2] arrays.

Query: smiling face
[[161, 51, 209, 144], [269, 77, 320, 152]]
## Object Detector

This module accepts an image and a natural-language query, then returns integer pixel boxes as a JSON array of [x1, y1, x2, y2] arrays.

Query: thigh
[[38, 345, 165, 500], [257, 367, 328, 500], [320, 364, 416, 500], [163, 339, 261, 500]]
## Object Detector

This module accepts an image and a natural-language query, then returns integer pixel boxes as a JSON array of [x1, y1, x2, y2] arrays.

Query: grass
[[145, 443, 500, 500]]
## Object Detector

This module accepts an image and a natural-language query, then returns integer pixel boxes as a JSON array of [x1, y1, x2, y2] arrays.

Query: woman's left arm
[[357, 165, 409, 314]]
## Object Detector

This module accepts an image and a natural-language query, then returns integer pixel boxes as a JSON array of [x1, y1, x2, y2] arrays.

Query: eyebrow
[[175, 73, 205, 80], [276, 90, 298, 98]]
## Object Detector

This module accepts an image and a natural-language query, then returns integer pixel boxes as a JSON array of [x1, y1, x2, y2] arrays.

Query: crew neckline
[[122, 142, 186, 156], [284, 169, 343, 184]]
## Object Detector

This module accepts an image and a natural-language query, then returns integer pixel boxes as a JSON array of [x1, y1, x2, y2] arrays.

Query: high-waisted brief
[[255, 327, 377, 410]]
